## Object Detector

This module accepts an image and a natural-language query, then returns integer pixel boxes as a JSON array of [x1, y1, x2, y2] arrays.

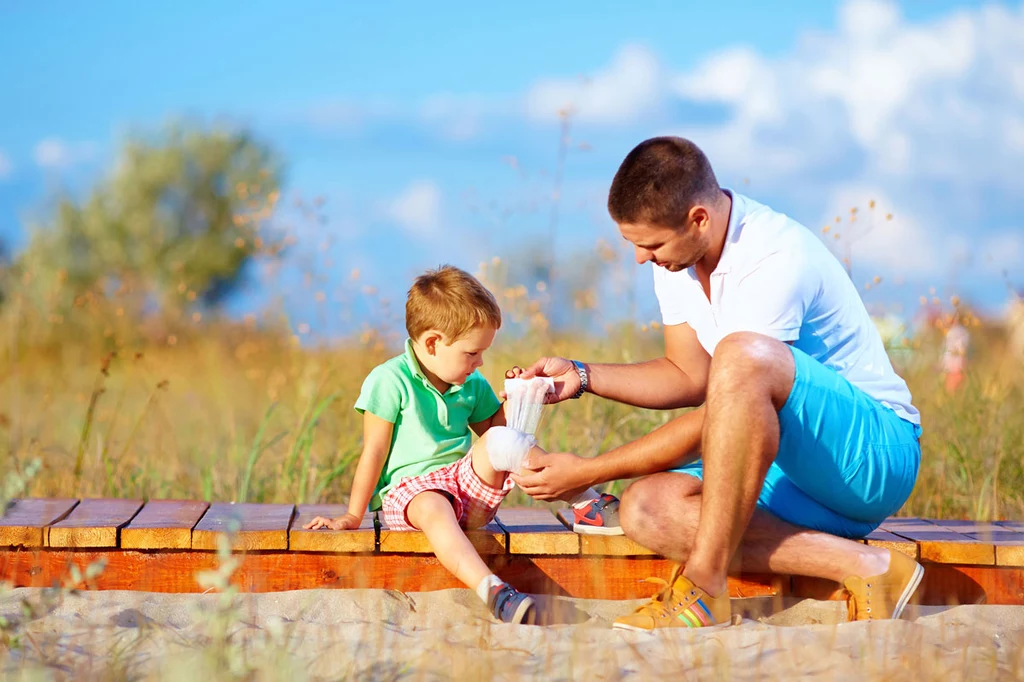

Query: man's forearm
[[585, 357, 704, 409], [586, 405, 705, 484]]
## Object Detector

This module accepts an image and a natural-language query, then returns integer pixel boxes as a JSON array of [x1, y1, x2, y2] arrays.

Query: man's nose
[[634, 247, 654, 265]]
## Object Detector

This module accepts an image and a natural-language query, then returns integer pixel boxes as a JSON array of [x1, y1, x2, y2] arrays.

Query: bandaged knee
[[486, 425, 537, 473]]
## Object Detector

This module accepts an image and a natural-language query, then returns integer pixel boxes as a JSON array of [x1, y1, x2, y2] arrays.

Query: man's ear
[[688, 205, 711, 234]]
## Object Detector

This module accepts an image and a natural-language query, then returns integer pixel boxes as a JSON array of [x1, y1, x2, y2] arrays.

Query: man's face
[[618, 218, 710, 273]]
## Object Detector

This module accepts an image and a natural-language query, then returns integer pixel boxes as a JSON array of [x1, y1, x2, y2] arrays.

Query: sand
[[2, 587, 1023, 680]]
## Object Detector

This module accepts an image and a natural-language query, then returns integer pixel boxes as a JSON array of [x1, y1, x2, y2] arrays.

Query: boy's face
[[418, 325, 496, 386]]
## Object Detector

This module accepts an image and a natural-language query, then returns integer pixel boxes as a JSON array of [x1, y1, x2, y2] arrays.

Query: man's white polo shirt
[[653, 190, 920, 425]]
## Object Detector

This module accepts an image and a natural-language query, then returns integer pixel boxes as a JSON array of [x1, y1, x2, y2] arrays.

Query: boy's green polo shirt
[[355, 339, 502, 510]]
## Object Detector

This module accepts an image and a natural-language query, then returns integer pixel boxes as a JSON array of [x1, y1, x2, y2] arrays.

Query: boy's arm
[[304, 412, 393, 530], [468, 372, 506, 437], [469, 400, 506, 437]]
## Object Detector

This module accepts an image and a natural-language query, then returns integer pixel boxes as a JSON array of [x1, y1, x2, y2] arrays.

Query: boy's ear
[[423, 331, 443, 354]]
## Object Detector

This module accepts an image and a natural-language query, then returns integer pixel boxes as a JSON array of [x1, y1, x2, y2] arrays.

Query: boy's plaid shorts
[[381, 450, 514, 530]]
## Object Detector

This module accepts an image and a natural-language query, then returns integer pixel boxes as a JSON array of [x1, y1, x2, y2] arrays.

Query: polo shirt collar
[[713, 189, 743, 275], [403, 338, 463, 395]]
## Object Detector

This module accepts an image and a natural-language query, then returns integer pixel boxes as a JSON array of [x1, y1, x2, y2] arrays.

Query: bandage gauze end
[[488, 377, 555, 473]]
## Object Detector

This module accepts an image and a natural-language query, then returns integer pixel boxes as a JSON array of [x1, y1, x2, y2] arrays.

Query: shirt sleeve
[[652, 264, 693, 326], [467, 372, 502, 424], [354, 365, 404, 423], [725, 251, 816, 342]]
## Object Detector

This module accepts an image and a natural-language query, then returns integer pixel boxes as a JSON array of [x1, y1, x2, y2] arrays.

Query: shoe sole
[[572, 522, 625, 536], [612, 620, 731, 633], [891, 562, 925, 619], [510, 597, 537, 625]]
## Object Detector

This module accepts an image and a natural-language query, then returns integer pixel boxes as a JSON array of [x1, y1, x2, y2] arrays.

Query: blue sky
[[1, 0, 1022, 339]]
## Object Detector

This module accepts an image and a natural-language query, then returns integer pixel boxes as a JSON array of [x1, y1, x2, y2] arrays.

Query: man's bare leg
[[620, 472, 890, 582], [676, 332, 889, 595]]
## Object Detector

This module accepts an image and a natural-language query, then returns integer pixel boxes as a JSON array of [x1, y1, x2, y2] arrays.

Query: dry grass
[[1, 270, 1022, 520], [1, 230, 1023, 682]]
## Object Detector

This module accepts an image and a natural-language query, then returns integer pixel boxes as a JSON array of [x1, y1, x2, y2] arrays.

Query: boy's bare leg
[[406, 491, 492, 588], [468, 429, 512, 489]]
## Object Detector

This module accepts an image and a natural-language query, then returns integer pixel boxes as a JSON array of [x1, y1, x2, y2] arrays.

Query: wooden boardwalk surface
[[3, 498, 1023, 604]]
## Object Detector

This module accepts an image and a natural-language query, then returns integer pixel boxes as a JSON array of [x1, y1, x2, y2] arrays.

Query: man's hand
[[511, 451, 593, 501], [303, 513, 362, 531], [505, 357, 581, 404]]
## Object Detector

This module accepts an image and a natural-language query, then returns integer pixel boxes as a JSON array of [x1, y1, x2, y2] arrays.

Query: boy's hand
[[303, 513, 362, 530], [499, 366, 525, 400]]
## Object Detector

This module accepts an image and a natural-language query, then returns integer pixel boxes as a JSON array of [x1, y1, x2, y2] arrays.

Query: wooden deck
[[3, 498, 1023, 605]]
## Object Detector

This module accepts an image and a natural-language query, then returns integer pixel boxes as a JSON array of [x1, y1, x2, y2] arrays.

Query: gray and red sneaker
[[572, 493, 624, 535]]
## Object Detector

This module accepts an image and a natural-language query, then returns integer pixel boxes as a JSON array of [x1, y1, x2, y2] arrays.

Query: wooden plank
[[886, 527, 995, 566], [996, 521, 1024, 532], [191, 503, 294, 551], [918, 564, 1024, 606], [120, 500, 210, 550], [962, 531, 1024, 567], [996, 546, 1024, 568], [925, 519, 1006, 533], [794, 564, 1024, 606], [0, 550, 786, 600], [0, 499, 78, 548], [878, 518, 940, 533], [378, 514, 506, 554], [288, 505, 376, 553], [48, 498, 143, 548], [863, 529, 919, 559], [497, 508, 579, 555], [555, 508, 655, 556], [872, 518, 937, 528]]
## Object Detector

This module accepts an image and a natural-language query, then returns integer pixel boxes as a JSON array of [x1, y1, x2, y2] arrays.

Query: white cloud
[[525, 44, 664, 124], [386, 180, 442, 235], [0, 150, 12, 180], [418, 93, 515, 141], [671, 0, 1024, 191], [819, 185, 938, 276], [33, 138, 98, 170]]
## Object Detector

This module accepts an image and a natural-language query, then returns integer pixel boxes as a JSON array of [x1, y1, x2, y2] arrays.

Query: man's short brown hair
[[607, 136, 721, 230], [406, 265, 502, 341]]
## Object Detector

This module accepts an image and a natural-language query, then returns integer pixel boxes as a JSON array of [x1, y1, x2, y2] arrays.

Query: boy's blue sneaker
[[488, 583, 536, 624]]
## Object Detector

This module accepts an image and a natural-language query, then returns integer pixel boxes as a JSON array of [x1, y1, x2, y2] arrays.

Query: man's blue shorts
[[672, 345, 922, 539]]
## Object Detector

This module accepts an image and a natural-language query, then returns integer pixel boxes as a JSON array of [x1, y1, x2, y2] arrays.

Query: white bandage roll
[[503, 376, 555, 436], [486, 425, 537, 473]]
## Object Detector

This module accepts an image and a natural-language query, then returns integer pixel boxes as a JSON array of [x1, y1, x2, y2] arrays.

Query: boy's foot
[[843, 549, 925, 621], [613, 565, 731, 631], [572, 493, 624, 535], [487, 583, 536, 624]]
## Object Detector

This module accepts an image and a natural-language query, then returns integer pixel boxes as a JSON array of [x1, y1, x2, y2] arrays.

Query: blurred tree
[[0, 236, 7, 308], [13, 122, 285, 321]]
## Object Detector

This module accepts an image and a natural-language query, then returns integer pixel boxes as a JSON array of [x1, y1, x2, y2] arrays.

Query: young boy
[[304, 265, 616, 624]]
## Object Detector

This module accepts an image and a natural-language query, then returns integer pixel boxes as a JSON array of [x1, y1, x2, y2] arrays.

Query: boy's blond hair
[[406, 265, 502, 341]]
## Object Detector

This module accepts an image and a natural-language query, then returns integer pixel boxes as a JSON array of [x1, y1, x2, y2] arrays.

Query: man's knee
[[709, 332, 795, 406], [620, 473, 701, 537]]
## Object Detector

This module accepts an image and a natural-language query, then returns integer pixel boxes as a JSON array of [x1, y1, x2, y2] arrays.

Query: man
[[512, 136, 924, 630]]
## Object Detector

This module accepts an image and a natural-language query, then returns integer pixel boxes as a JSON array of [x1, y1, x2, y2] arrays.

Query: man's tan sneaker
[[613, 565, 731, 631], [843, 549, 925, 621]]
